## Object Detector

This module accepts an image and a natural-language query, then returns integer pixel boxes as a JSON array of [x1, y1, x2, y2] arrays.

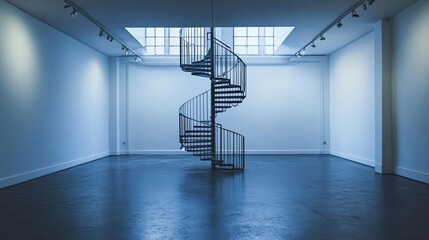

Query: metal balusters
[[179, 28, 246, 170]]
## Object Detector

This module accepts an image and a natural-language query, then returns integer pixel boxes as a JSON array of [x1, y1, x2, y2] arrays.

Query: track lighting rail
[[295, 0, 375, 57], [64, 0, 143, 60]]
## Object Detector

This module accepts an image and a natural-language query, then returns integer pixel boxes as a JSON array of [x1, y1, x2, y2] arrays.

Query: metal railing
[[180, 28, 210, 69], [215, 125, 245, 170], [179, 27, 246, 170], [213, 38, 247, 94]]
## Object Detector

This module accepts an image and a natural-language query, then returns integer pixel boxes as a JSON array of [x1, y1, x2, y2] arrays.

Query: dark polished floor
[[1, 155, 428, 240]]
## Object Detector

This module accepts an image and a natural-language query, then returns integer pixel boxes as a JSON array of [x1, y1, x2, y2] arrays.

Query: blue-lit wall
[[329, 32, 376, 167], [0, 1, 110, 188], [392, 0, 429, 183], [120, 59, 327, 154], [329, 0, 429, 183]]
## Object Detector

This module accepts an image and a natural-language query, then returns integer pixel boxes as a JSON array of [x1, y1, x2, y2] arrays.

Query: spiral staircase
[[179, 28, 247, 170]]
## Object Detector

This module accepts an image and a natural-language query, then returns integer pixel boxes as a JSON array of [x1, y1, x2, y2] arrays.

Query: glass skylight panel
[[247, 27, 259, 36], [155, 46, 164, 55], [248, 46, 258, 55], [235, 46, 247, 55], [265, 27, 274, 36], [265, 37, 274, 45], [248, 37, 258, 45], [146, 37, 155, 45], [126, 26, 294, 56], [146, 28, 155, 36], [170, 37, 180, 46], [235, 37, 247, 45], [126, 27, 183, 56], [170, 47, 180, 55], [156, 28, 164, 37], [169, 28, 180, 37], [233, 26, 294, 56], [234, 27, 247, 37], [156, 37, 165, 45]]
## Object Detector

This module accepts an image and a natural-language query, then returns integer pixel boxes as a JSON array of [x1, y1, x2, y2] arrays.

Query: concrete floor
[[0, 155, 428, 240]]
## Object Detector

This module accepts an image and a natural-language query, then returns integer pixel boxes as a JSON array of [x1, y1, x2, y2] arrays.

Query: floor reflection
[[179, 168, 245, 239], [1, 155, 429, 240]]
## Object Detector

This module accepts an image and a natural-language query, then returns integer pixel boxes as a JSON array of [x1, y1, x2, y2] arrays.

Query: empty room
[[1, 0, 428, 239]]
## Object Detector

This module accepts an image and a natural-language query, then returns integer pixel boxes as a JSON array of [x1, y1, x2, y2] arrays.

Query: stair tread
[[183, 65, 211, 69], [214, 80, 230, 85], [219, 163, 234, 167], [215, 101, 243, 104], [188, 70, 211, 75], [182, 132, 211, 134], [215, 105, 232, 109], [182, 140, 212, 143], [185, 130, 211, 133], [214, 96, 245, 99], [183, 63, 210, 66], [180, 134, 211, 138], [187, 148, 211, 151], [186, 144, 212, 148], [214, 90, 244, 94], [187, 149, 211, 152], [192, 59, 210, 64], [191, 72, 211, 78], [214, 85, 241, 89], [215, 77, 230, 81]]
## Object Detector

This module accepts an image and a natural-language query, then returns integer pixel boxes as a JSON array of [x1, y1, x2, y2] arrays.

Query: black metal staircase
[[179, 27, 247, 170]]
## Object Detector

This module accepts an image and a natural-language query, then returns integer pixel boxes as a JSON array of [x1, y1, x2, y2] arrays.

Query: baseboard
[[129, 150, 187, 154], [330, 150, 375, 167], [0, 151, 109, 189], [246, 150, 321, 154], [375, 163, 382, 173], [126, 150, 321, 155], [395, 166, 429, 184]]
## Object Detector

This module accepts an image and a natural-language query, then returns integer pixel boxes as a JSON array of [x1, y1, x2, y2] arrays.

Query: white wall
[[127, 65, 208, 153], [0, 1, 110, 188], [124, 60, 325, 154], [392, 0, 429, 183], [218, 63, 323, 153], [329, 32, 376, 166]]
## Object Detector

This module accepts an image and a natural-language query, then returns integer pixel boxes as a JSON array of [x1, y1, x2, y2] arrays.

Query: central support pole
[[210, 27, 216, 169]]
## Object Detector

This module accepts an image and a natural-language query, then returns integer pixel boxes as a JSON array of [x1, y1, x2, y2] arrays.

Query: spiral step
[[179, 28, 246, 170]]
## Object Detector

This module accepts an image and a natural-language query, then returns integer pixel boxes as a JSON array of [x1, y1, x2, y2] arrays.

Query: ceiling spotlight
[[64, 3, 71, 9], [320, 36, 326, 41], [135, 56, 142, 62], [362, 3, 368, 10], [311, 42, 316, 48], [122, 45, 129, 55], [109, 36, 114, 42], [301, 48, 306, 55], [70, 8, 78, 17], [106, 34, 110, 40], [336, 21, 343, 28], [99, 29, 105, 37], [352, 10, 360, 18], [367, 0, 375, 5], [296, 52, 302, 58]]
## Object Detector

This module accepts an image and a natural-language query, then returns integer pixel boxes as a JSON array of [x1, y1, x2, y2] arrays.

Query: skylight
[[233, 27, 294, 55], [126, 27, 181, 56], [126, 27, 294, 56]]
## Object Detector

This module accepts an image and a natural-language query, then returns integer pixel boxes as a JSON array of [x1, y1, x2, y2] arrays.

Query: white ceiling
[[5, 0, 417, 56]]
